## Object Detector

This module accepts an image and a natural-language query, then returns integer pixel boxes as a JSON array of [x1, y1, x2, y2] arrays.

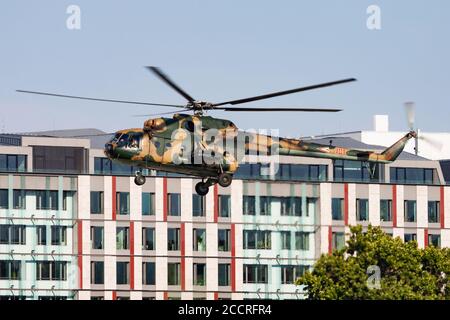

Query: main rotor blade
[[16, 90, 186, 108], [217, 107, 342, 112], [132, 109, 191, 117], [213, 78, 356, 106], [146, 66, 196, 103]]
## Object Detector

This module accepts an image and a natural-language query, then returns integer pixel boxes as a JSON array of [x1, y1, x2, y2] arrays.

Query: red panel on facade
[[180, 223, 185, 291], [328, 226, 332, 254], [424, 228, 429, 248], [130, 221, 134, 290], [231, 223, 236, 292], [392, 185, 397, 228], [344, 184, 349, 226], [77, 220, 83, 290], [112, 291, 117, 300], [163, 291, 168, 300], [214, 292, 219, 300], [213, 184, 219, 223], [163, 177, 168, 222], [112, 176, 117, 221], [440, 186, 445, 229]]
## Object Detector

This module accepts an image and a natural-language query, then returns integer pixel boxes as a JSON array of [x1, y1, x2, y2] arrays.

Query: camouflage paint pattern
[[104, 114, 417, 178]]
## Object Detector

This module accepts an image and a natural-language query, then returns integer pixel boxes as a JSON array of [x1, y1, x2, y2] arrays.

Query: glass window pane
[[219, 195, 230, 217]]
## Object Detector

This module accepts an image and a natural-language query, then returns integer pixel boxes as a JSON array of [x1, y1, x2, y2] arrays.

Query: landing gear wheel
[[134, 173, 146, 186], [218, 173, 233, 187], [195, 182, 209, 196]]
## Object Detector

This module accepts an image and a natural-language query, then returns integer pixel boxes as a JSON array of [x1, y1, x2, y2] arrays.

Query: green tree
[[296, 225, 450, 299]]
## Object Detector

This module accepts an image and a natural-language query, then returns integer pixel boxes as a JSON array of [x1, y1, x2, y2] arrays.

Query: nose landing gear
[[134, 171, 146, 186]]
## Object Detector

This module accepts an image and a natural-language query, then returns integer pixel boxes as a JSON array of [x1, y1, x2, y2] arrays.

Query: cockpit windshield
[[115, 132, 143, 150], [108, 132, 121, 144]]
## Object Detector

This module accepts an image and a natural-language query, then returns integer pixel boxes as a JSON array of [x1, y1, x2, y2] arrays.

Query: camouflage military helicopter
[[17, 67, 417, 195]]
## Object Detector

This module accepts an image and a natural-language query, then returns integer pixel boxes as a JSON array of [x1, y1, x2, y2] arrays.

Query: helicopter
[[17, 67, 417, 196]]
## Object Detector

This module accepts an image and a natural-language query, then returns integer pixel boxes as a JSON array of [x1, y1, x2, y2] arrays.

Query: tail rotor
[[404, 102, 442, 156]]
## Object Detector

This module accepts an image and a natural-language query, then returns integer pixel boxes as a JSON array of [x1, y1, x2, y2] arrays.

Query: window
[[94, 157, 137, 175], [218, 229, 230, 251], [13, 190, 26, 209], [91, 261, 104, 284], [0, 225, 8, 244], [192, 194, 205, 217], [428, 201, 440, 223], [259, 196, 271, 216], [116, 262, 129, 285], [62, 191, 73, 211], [36, 261, 67, 280], [0, 225, 26, 245], [143, 262, 155, 285], [0, 154, 27, 172], [356, 199, 368, 221], [116, 192, 130, 215], [380, 200, 392, 222], [404, 200, 417, 222], [142, 193, 155, 216], [143, 227, 155, 250], [0, 296, 26, 301], [428, 234, 441, 248], [235, 163, 261, 179], [33, 146, 84, 173], [275, 164, 327, 181], [218, 264, 231, 286], [0, 190, 7, 209], [0, 261, 21, 280], [91, 226, 104, 250], [243, 264, 268, 284], [280, 197, 302, 216], [280, 231, 291, 250], [390, 167, 435, 184], [168, 193, 181, 216], [334, 160, 380, 182], [90, 192, 103, 214], [306, 198, 317, 217], [243, 196, 256, 215], [116, 227, 129, 250], [193, 263, 206, 286], [51, 226, 67, 245], [193, 228, 206, 251], [404, 233, 417, 243], [36, 191, 58, 210], [243, 230, 271, 249], [168, 228, 180, 251], [332, 232, 345, 251], [36, 225, 47, 245], [219, 195, 231, 217], [332, 198, 344, 220], [281, 265, 307, 284], [38, 296, 67, 300], [168, 263, 181, 285], [295, 232, 310, 250]]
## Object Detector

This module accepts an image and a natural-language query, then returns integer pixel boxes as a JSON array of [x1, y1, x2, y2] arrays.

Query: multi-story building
[[0, 128, 449, 300]]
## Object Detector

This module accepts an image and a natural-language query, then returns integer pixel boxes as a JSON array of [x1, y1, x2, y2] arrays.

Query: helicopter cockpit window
[[126, 132, 143, 150], [109, 133, 121, 144], [184, 120, 195, 132], [116, 134, 129, 147]]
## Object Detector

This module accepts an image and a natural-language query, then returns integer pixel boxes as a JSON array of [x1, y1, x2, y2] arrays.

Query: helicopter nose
[[104, 143, 115, 157]]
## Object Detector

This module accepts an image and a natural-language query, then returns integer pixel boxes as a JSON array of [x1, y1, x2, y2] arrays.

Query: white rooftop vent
[[373, 115, 389, 132]]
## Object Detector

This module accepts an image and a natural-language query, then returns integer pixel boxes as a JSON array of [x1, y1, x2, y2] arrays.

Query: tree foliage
[[296, 225, 450, 299]]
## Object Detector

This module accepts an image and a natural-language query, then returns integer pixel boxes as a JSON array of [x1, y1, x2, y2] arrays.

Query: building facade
[[0, 130, 449, 300]]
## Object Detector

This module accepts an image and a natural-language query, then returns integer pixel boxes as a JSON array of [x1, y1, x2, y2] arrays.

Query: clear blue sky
[[1, 0, 449, 137]]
